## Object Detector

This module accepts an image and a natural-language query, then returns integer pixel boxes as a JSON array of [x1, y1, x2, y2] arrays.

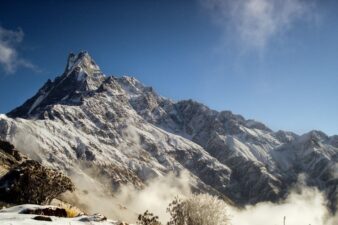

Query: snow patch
[[28, 94, 48, 115]]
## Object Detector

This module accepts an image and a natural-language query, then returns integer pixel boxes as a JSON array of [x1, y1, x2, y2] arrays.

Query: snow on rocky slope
[[0, 51, 337, 209], [0, 204, 120, 225]]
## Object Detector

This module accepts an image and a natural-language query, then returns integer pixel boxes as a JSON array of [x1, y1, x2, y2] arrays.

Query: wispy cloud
[[201, 0, 316, 50], [0, 26, 37, 74]]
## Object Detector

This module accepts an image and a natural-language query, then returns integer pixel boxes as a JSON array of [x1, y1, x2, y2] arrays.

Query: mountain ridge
[[1, 51, 337, 211]]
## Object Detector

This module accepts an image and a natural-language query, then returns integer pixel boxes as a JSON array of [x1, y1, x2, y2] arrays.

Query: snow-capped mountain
[[0, 51, 337, 209]]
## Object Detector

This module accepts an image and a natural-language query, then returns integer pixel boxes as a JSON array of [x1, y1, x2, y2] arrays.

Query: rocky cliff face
[[0, 51, 337, 209]]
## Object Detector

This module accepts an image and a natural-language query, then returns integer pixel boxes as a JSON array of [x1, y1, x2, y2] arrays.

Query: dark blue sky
[[0, 0, 338, 135]]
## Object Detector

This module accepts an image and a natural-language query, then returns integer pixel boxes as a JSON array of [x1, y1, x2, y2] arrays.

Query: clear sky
[[0, 0, 337, 135]]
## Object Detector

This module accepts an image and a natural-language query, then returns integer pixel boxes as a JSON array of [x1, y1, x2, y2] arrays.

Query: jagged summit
[[7, 51, 105, 118], [65, 51, 101, 74], [7, 51, 157, 119], [61, 51, 104, 87]]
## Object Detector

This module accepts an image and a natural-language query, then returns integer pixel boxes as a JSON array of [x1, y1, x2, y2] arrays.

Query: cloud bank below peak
[[0, 26, 37, 74], [201, 0, 317, 50]]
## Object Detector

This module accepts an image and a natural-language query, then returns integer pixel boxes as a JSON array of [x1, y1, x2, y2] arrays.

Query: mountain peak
[[65, 51, 100, 75], [301, 130, 328, 142], [7, 51, 105, 118], [61, 51, 104, 88]]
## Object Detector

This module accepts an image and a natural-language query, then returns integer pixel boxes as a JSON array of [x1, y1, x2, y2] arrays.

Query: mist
[[63, 165, 337, 225], [63, 169, 191, 223], [229, 186, 338, 225]]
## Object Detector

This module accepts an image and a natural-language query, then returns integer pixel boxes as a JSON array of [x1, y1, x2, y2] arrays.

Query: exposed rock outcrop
[[0, 140, 74, 205]]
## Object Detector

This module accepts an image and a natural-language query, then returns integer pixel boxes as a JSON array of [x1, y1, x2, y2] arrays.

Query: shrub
[[52, 199, 83, 218], [0, 160, 74, 205], [167, 194, 229, 225], [137, 210, 162, 225], [64, 205, 82, 218]]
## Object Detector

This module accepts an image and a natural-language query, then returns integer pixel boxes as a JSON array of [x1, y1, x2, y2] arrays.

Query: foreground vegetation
[[137, 194, 229, 225]]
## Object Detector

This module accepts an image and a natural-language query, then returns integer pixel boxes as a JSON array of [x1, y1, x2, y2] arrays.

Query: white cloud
[[201, 0, 315, 50], [0, 26, 37, 74], [229, 187, 333, 225]]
